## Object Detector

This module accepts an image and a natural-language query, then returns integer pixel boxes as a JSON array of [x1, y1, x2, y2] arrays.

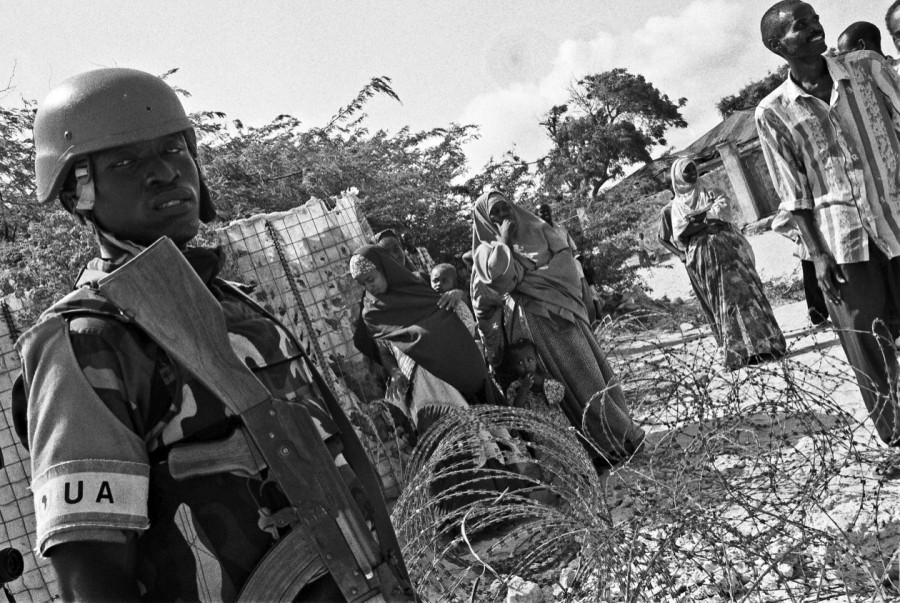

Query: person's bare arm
[[512, 376, 532, 408], [792, 209, 845, 302], [51, 540, 139, 602], [436, 289, 464, 310], [376, 344, 408, 400], [657, 235, 685, 261]]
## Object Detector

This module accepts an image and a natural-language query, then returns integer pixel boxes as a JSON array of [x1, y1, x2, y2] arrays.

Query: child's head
[[507, 338, 539, 377], [430, 263, 457, 294], [350, 254, 388, 295]]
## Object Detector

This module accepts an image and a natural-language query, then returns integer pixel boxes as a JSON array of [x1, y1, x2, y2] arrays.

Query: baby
[[505, 339, 566, 419], [429, 263, 464, 299], [430, 263, 478, 341]]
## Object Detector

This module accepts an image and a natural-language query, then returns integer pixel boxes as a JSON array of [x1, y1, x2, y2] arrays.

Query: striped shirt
[[755, 51, 900, 264]]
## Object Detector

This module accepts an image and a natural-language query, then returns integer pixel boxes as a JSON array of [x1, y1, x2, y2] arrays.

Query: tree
[[196, 77, 481, 264], [716, 65, 789, 118], [539, 69, 686, 202], [458, 150, 539, 205], [0, 74, 485, 327]]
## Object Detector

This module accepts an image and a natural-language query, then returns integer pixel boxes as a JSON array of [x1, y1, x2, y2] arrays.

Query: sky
[[0, 1, 889, 178]]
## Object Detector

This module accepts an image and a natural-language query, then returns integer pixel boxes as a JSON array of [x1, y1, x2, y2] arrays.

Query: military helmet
[[33, 67, 214, 221]]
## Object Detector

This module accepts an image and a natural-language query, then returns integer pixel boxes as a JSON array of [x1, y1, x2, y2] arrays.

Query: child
[[430, 263, 479, 345], [504, 339, 569, 497], [430, 263, 473, 308], [505, 339, 566, 422]]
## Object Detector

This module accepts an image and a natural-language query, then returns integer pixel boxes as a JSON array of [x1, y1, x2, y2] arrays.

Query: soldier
[[12, 68, 413, 601]]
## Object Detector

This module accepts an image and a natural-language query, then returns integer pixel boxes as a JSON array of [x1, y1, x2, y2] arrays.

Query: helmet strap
[[93, 226, 146, 260], [71, 159, 145, 258], [73, 159, 96, 213]]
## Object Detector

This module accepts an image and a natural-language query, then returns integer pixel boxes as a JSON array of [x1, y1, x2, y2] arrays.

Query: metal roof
[[677, 109, 758, 160]]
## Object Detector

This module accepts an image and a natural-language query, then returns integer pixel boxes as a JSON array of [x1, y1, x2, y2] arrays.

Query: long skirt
[[507, 304, 645, 461], [686, 224, 786, 370]]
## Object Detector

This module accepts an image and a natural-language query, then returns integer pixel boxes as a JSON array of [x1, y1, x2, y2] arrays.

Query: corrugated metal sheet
[[678, 109, 758, 160]]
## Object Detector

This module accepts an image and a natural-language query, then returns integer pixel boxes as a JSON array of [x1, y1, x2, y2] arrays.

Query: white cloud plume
[[459, 0, 776, 173]]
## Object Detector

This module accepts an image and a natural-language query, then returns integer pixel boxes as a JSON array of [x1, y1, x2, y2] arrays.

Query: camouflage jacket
[[14, 249, 379, 601]]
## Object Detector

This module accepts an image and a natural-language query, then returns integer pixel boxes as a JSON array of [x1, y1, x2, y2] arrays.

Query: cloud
[[459, 0, 776, 174]]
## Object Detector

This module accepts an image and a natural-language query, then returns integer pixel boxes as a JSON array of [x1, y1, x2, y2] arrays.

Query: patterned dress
[[507, 377, 567, 422], [685, 222, 786, 370]]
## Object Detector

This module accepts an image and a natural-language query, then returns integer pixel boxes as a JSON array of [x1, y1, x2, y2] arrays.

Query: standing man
[[400, 232, 434, 276], [756, 1, 900, 451], [14, 68, 413, 602]]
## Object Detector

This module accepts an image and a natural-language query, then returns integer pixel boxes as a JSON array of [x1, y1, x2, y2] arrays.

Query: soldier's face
[[91, 132, 201, 247]]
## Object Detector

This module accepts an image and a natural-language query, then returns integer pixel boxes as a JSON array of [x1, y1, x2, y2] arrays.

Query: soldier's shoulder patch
[[33, 459, 149, 556]]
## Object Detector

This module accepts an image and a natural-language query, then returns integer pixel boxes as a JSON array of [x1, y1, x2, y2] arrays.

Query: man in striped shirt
[[756, 0, 900, 450]]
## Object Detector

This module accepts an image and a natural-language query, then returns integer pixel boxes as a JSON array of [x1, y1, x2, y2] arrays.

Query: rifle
[[98, 237, 415, 603]]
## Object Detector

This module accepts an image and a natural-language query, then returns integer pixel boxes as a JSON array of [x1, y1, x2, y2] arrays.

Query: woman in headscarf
[[470, 191, 645, 467], [670, 157, 786, 369], [351, 244, 529, 512], [350, 244, 500, 433]]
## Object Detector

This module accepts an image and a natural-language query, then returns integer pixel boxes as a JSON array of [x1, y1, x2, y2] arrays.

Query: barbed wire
[[386, 311, 900, 602]]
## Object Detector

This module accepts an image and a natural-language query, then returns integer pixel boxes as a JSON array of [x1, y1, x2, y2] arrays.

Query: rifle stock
[[98, 238, 413, 602]]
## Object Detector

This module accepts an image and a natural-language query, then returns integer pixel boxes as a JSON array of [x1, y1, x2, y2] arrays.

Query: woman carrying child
[[350, 245, 497, 431], [471, 191, 644, 467], [352, 244, 529, 510]]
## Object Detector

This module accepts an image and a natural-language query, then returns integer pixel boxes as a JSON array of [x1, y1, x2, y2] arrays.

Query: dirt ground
[[637, 230, 799, 303], [606, 230, 900, 602], [424, 230, 900, 602]]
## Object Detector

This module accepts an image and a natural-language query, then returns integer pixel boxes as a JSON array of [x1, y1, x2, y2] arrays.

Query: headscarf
[[471, 192, 587, 324], [353, 244, 488, 395], [349, 254, 379, 279], [671, 158, 703, 204], [372, 229, 400, 245], [670, 158, 729, 246]]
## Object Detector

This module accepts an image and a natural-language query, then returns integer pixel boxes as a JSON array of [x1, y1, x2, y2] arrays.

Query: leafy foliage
[[0, 75, 487, 323], [392, 315, 897, 602], [716, 65, 789, 118], [0, 66, 691, 324], [539, 69, 686, 202], [196, 77, 480, 264], [458, 151, 538, 205]]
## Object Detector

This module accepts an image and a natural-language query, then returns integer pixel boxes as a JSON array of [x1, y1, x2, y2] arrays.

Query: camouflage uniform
[[14, 249, 371, 601]]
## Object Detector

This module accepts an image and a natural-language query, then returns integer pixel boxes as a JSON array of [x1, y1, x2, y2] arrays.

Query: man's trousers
[[826, 243, 900, 446]]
